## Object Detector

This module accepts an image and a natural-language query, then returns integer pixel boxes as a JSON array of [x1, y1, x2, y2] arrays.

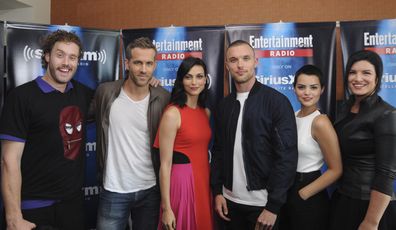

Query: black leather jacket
[[210, 80, 298, 214], [334, 94, 396, 199]]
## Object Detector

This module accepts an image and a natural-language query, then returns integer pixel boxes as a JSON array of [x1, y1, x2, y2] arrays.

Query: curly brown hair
[[41, 30, 83, 69]]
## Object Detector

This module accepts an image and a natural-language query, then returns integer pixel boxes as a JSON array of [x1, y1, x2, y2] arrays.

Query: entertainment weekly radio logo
[[22, 45, 108, 64]]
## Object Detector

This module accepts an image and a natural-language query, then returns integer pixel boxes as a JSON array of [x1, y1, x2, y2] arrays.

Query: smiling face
[[44, 41, 79, 90], [294, 73, 324, 109], [183, 65, 207, 98], [347, 60, 377, 100]]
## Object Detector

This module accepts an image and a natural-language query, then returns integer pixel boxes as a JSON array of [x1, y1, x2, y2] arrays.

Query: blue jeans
[[96, 185, 160, 230]]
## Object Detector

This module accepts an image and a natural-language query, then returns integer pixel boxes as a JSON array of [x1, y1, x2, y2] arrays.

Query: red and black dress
[[155, 105, 213, 230]]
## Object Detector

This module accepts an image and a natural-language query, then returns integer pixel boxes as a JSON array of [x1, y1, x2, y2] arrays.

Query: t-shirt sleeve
[[0, 89, 30, 142]]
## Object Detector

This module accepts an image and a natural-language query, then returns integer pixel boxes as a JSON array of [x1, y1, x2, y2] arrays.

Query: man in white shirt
[[93, 37, 170, 230]]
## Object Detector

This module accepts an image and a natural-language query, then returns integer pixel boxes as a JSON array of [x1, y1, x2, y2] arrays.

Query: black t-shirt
[[0, 78, 93, 200]]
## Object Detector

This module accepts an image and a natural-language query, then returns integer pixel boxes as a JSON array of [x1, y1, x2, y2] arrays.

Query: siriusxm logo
[[86, 142, 96, 152], [82, 185, 101, 196], [256, 75, 295, 85], [382, 73, 396, 83], [22, 45, 107, 64], [23, 46, 43, 62]]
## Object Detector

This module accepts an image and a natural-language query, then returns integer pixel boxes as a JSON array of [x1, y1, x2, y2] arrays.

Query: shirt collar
[[35, 76, 74, 93]]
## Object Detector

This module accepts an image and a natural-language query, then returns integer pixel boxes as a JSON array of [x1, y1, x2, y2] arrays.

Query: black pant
[[329, 191, 396, 230], [2, 194, 84, 230], [278, 170, 330, 230], [224, 198, 279, 230]]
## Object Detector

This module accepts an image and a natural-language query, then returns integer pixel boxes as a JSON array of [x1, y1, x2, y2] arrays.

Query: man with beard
[[0, 30, 93, 229], [211, 40, 298, 230], [93, 37, 170, 230]]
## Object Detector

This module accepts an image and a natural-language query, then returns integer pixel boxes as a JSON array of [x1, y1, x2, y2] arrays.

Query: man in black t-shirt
[[0, 30, 93, 230]]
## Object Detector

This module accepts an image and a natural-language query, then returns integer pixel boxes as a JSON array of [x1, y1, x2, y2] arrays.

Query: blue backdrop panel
[[340, 19, 396, 106], [122, 26, 225, 110], [226, 22, 337, 118]]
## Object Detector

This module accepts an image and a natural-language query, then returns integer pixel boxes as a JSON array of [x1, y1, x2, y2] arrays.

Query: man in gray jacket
[[92, 37, 170, 230]]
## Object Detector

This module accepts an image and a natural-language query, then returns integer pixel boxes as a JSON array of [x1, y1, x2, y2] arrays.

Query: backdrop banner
[[340, 19, 396, 107], [122, 26, 225, 110], [5, 22, 120, 90], [226, 22, 337, 117], [4, 22, 120, 229]]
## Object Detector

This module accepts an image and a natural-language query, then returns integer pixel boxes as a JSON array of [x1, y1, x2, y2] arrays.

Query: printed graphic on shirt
[[59, 106, 83, 160]]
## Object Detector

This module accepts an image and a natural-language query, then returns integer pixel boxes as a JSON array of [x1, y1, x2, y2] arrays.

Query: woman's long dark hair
[[170, 57, 209, 108]]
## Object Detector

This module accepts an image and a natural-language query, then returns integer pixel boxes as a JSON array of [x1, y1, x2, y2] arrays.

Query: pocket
[[297, 189, 308, 202]]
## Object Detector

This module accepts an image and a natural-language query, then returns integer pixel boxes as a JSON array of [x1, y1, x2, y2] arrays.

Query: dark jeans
[[96, 185, 160, 230], [2, 194, 84, 230], [224, 198, 279, 230], [278, 170, 330, 230]]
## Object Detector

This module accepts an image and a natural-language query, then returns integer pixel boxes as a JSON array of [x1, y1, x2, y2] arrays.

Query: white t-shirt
[[103, 89, 156, 193], [223, 91, 268, 207]]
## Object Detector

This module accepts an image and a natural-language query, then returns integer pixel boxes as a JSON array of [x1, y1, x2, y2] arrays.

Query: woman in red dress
[[154, 57, 213, 230]]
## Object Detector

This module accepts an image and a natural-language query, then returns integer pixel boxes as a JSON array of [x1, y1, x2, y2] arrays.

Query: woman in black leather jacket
[[329, 50, 396, 230]]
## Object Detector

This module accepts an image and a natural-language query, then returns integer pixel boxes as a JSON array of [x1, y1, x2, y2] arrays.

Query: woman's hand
[[298, 188, 309, 200], [358, 219, 378, 230], [162, 209, 176, 230]]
